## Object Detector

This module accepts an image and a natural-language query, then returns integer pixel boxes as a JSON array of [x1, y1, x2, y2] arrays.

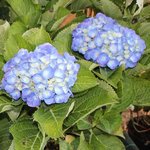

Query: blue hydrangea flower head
[[1, 43, 80, 107], [72, 13, 146, 69]]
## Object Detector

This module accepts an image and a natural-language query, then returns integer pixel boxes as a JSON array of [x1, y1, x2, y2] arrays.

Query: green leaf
[[78, 59, 99, 71], [140, 5, 150, 19], [89, 133, 125, 150], [40, 10, 54, 27], [0, 95, 14, 113], [34, 101, 74, 138], [0, 61, 4, 81], [97, 65, 125, 88], [137, 22, 150, 36], [125, 0, 134, 7], [8, 141, 15, 150], [50, 15, 68, 31], [7, 0, 41, 27], [0, 95, 22, 114], [113, 75, 150, 111], [7, 104, 23, 121], [55, 7, 70, 20], [77, 132, 89, 150], [72, 63, 99, 93], [10, 118, 45, 150], [137, 22, 150, 48], [77, 116, 92, 130], [65, 83, 117, 128], [8, 21, 27, 36], [92, 0, 122, 19], [129, 76, 150, 106], [22, 27, 51, 47], [4, 34, 33, 61], [96, 111, 123, 137], [59, 139, 73, 150], [32, 0, 48, 6], [69, 0, 92, 11], [53, 24, 77, 54], [0, 20, 10, 53], [53, 0, 72, 13], [0, 117, 12, 150]]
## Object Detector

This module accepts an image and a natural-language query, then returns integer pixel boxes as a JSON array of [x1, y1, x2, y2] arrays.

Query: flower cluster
[[1, 43, 80, 107], [72, 13, 146, 69]]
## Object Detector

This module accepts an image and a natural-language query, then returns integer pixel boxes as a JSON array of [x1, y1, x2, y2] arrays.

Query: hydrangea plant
[[72, 13, 146, 69], [1, 43, 80, 107], [0, 0, 150, 150]]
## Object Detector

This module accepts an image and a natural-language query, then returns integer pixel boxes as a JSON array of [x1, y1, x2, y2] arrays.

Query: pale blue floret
[[41, 66, 54, 79], [97, 53, 109, 67], [10, 90, 20, 100], [1, 43, 80, 107], [32, 74, 43, 84], [4, 84, 14, 93], [72, 13, 146, 69]]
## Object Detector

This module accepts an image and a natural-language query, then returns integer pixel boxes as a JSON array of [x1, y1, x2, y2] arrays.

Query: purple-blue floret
[[1, 43, 80, 107], [71, 13, 146, 69]]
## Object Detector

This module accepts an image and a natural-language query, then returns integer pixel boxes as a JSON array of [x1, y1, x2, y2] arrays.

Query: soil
[[122, 109, 150, 150], [128, 115, 150, 150]]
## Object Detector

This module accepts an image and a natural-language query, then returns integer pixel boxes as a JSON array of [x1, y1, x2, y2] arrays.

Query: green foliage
[[8, 21, 27, 36], [124, 76, 150, 106], [4, 34, 33, 61], [22, 27, 51, 47], [7, 0, 41, 27], [0, 0, 150, 149], [53, 24, 77, 54], [4, 26, 51, 61], [77, 117, 92, 130], [10, 117, 45, 150], [112, 75, 150, 113], [34, 102, 74, 138], [89, 133, 125, 150], [95, 110, 123, 137], [69, 0, 92, 11], [92, 0, 122, 19], [0, 117, 12, 150], [72, 63, 99, 93], [0, 20, 10, 53], [77, 132, 89, 150], [95, 65, 125, 88], [0, 95, 22, 113], [65, 84, 117, 127]]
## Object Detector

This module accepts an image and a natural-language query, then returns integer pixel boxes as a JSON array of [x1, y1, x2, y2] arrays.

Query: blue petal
[[11, 90, 20, 100], [107, 59, 119, 70], [4, 84, 14, 93], [97, 53, 109, 67], [42, 90, 53, 99], [55, 93, 70, 103], [94, 36, 103, 47], [88, 28, 97, 38], [41, 66, 54, 79], [88, 41, 96, 49], [26, 93, 41, 107], [22, 88, 32, 101], [21, 76, 30, 84], [109, 44, 118, 54], [32, 74, 43, 84], [44, 98, 55, 105], [6, 75, 16, 84], [54, 86, 64, 95], [54, 69, 65, 78], [126, 60, 136, 68]]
